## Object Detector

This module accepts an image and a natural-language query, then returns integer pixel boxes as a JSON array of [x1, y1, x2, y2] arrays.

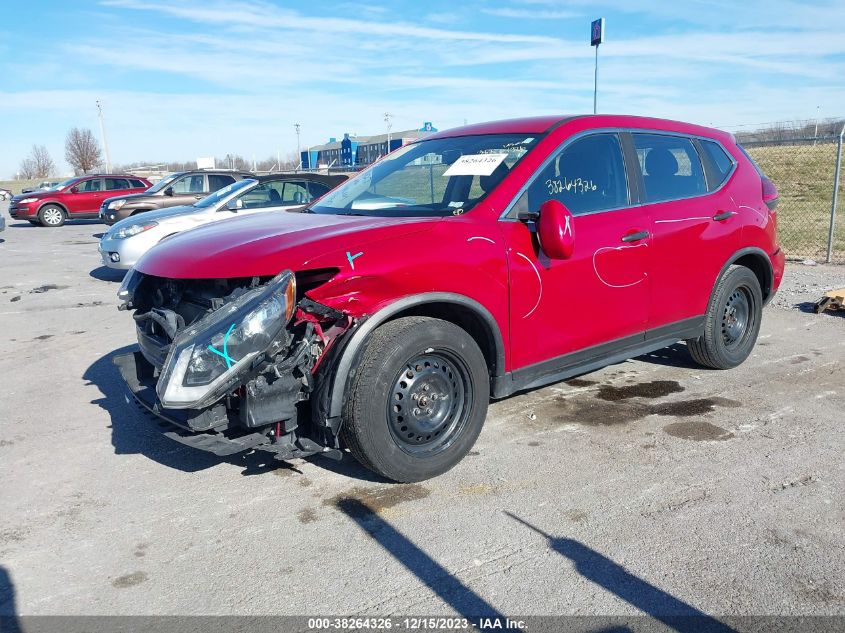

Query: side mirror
[[70, 186, 79, 194], [164, 186, 174, 197], [225, 198, 243, 212], [537, 199, 575, 259]]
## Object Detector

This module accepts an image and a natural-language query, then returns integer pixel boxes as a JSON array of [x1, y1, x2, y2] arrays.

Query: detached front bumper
[[114, 349, 274, 456]]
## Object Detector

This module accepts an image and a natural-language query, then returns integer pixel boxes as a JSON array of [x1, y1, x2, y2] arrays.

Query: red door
[[629, 133, 741, 328], [66, 177, 109, 215], [499, 133, 651, 371]]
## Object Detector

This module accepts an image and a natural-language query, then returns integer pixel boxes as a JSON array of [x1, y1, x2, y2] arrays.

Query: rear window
[[105, 178, 130, 190], [699, 140, 734, 190], [208, 174, 236, 191], [633, 133, 707, 202]]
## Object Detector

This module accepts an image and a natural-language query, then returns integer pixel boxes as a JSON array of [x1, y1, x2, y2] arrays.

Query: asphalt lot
[[1, 202, 844, 621]]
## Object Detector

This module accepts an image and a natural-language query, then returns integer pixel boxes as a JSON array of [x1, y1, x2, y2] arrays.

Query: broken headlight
[[156, 270, 296, 409]]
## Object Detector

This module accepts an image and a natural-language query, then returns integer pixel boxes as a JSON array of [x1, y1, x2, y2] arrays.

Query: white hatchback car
[[98, 175, 344, 269]]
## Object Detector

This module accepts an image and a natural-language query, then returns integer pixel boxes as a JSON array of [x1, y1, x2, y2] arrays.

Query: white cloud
[[481, 7, 580, 19]]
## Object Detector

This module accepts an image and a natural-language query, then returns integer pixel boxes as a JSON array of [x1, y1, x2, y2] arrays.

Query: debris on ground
[[814, 287, 845, 314]]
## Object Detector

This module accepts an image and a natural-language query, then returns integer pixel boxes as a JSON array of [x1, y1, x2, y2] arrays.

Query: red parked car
[[114, 115, 784, 482], [9, 174, 151, 226]]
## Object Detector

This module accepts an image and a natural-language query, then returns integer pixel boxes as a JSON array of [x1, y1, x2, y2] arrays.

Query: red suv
[[114, 115, 783, 482], [9, 174, 151, 226]]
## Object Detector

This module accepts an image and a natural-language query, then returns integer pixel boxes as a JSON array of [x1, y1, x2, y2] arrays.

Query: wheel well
[[732, 253, 772, 301], [37, 201, 67, 216], [386, 302, 500, 378], [130, 209, 151, 215]]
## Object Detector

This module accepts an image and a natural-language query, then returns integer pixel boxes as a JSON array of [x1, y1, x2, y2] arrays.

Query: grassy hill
[[0, 179, 43, 195]]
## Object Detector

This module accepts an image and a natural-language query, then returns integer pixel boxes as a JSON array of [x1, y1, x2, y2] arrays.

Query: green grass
[[746, 143, 845, 263], [0, 179, 43, 195]]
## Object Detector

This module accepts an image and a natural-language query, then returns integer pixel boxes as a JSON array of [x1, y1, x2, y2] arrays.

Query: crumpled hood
[[134, 210, 438, 279], [106, 204, 199, 234]]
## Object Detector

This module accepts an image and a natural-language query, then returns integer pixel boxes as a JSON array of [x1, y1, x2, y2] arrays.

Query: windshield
[[145, 174, 181, 194], [309, 134, 542, 217], [193, 178, 257, 209], [54, 177, 80, 191]]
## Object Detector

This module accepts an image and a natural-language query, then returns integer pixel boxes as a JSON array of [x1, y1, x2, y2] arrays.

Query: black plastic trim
[[325, 293, 506, 420], [715, 246, 774, 305], [492, 316, 704, 398]]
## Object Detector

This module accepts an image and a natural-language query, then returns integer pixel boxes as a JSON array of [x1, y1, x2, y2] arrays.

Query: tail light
[[762, 177, 779, 211]]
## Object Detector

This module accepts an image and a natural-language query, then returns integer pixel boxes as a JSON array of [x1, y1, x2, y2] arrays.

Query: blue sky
[[1, 0, 844, 177]]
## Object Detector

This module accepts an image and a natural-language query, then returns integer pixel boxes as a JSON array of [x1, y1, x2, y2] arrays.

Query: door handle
[[621, 230, 649, 243], [194, 195, 203, 199], [713, 211, 735, 221]]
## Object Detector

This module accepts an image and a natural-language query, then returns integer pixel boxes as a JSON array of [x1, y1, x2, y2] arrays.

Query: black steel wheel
[[387, 352, 471, 456], [342, 316, 489, 482], [687, 265, 762, 369]]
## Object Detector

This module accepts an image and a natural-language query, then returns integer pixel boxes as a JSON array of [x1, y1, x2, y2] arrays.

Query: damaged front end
[[113, 268, 352, 461]]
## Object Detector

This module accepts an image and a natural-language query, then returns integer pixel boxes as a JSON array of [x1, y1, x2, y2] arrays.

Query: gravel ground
[[0, 205, 843, 626], [769, 260, 845, 312]]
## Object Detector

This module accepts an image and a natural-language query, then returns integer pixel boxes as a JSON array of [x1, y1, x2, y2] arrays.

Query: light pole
[[590, 18, 605, 114], [384, 112, 393, 156], [813, 105, 820, 146], [294, 123, 301, 172], [96, 99, 113, 173]]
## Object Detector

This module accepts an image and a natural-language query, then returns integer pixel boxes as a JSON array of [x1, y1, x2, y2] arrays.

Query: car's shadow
[[636, 342, 700, 369], [83, 345, 386, 481], [89, 266, 126, 282]]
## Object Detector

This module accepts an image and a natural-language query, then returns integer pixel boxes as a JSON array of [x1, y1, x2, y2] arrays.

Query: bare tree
[[218, 154, 249, 171], [65, 127, 102, 174], [18, 157, 38, 179], [31, 145, 55, 178], [18, 145, 55, 179]]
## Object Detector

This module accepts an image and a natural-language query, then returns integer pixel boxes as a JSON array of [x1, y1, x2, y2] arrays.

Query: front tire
[[38, 205, 65, 227], [687, 265, 762, 369], [341, 316, 490, 482]]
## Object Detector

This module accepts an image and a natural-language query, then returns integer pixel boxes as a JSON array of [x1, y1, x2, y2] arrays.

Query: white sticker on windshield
[[443, 153, 508, 177]]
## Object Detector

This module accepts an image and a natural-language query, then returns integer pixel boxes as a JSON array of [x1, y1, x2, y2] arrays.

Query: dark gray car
[[100, 170, 254, 225]]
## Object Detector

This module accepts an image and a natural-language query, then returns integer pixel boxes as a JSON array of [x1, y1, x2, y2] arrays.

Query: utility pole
[[384, 112, 393, 156], [814, 105, 820, 146], [96, 100, 112, 173], [590, 18, 605, 115], [294, 123, 301, 172]]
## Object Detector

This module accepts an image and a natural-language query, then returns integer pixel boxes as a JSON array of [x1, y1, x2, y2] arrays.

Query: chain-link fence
[[744, 135, 845, 263]]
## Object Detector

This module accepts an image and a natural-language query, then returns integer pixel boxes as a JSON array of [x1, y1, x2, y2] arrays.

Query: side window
[[633, 134, 706, 202], [129, 179, 147, 188], [208, 174, 235, 191], [281, 182, 309, 204], [238, 181, 284, 208], [308, 182, 330, 199], [77, 178, 102, 192], [105, 178, 130, 190], [526, 133, 628, 215], [170, 175, 205, 194], [699, 140, 734, 190]]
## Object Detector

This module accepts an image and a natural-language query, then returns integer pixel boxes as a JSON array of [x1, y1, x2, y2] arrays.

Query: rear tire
[[687, 265, 762, 369], [38, 205, 65, 227], [341, 316, 489, 482]]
